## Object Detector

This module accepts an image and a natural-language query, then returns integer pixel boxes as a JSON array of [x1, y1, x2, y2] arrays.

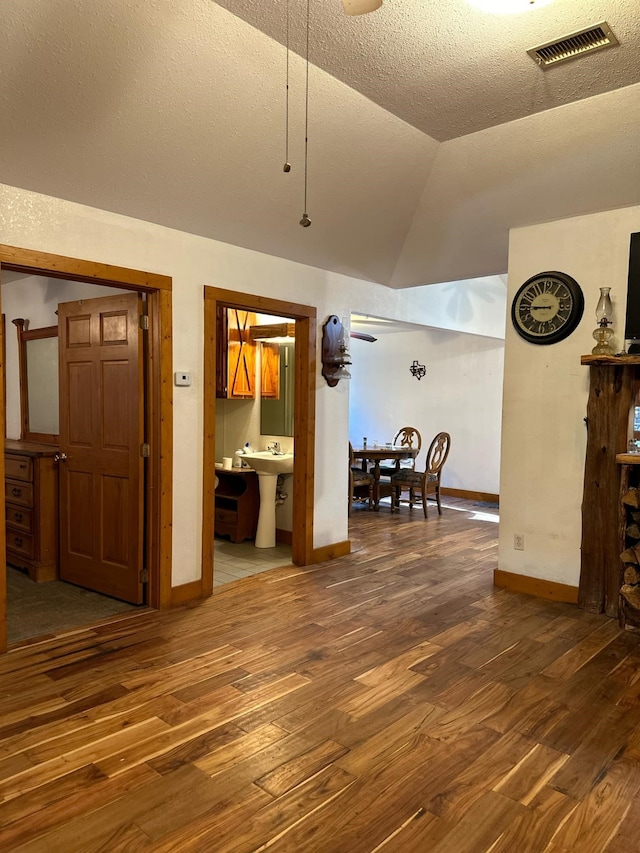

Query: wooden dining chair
[[390, 431, 450, 518], [349, 442, 374, 514], [378, 426, 422, 477]]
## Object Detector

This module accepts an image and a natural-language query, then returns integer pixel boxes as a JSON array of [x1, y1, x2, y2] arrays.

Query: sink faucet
[[267, 441, 282, 454]]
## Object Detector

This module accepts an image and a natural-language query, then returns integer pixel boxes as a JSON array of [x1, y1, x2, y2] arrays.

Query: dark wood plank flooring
[[1, 498, 640, 851]]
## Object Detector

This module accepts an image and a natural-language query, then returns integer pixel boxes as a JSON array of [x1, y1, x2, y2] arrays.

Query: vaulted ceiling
[[2, 0, 638, 287]]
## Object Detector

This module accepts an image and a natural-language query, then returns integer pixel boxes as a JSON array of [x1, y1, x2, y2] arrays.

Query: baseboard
[[311, 540, 351, 564], [442, 487, 499, 504], [493, 569, 578, 604], [170, 578, 206, 607]]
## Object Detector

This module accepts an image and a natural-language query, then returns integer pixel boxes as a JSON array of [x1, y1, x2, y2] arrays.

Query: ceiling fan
[[342, 0, 383, 15]]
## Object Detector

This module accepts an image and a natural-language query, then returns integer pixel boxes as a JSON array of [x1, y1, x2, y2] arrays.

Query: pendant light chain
[[299, 0, 311, 227], [283, 0, 291, 172]]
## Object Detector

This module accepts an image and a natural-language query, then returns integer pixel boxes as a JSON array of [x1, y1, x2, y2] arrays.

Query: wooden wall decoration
[[321, 315, 351, 387]]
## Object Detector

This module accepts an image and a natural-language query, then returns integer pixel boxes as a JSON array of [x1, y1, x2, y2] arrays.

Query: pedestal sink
[[242, 451, 294, 548]]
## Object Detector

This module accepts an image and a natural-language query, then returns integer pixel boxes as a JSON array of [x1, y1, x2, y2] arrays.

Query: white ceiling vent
[[528, 22, 619, 68]]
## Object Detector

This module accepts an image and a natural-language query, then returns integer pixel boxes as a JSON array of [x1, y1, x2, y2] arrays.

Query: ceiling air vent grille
[[528, 22, 619, 68]]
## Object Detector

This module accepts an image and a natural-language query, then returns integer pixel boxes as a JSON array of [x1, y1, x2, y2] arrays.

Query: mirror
[[13, 319, 59, 443], [260, 341, 294, 437], [27, 337, 59, 436]]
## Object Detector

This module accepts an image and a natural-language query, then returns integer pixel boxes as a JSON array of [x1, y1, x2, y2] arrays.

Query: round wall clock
[[511, 271, 584, 345]]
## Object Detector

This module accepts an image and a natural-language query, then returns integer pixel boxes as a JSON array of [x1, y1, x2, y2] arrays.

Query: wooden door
[[227, 309, 256, 398], [58, 293, 144, 604], [261, 343, 280, 399]]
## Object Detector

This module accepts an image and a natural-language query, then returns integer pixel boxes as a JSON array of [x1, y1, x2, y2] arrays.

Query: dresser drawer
[[6, 530, 34, 559], [5, 480, 34, 508], [5, 454, 33, 482], [215, 507, 238, 525], [5, 504, 33, 533]]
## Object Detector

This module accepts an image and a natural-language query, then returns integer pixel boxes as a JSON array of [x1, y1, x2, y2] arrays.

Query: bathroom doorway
[[202, 287, 316, 592]]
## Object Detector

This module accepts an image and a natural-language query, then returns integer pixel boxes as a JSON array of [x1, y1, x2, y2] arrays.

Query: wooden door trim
[[0, 245, 172, 291], [202, 287, 316, 595], [0, 245, 173, 653]]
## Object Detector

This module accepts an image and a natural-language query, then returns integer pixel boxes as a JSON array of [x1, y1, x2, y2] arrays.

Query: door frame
[[202, 287, 316, 592], [0, 244, 174, 653]]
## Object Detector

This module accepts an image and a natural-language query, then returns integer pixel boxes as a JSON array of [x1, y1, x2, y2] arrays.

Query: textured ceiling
[[0, 0, 638, 289], [215, 0, 640, 141]]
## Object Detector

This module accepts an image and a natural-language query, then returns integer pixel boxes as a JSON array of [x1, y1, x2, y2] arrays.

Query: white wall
[[6, 187, 636, 592], [349, 326, 504, 495], [500, 205, 640, 587], [400, 276, 507, 340], [0, 183, 381, 581]]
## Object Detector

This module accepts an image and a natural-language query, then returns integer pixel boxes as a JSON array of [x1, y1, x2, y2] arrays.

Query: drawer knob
[[19, 463, 27, 469], [11, 487, 22, 497], [13, 512, 23, 523], [54, 453, 68, 463], [13, 536, 23, 548]]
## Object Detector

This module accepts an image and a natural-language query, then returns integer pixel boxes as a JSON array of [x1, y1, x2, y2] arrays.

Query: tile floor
[[213, 537, 293, 586]]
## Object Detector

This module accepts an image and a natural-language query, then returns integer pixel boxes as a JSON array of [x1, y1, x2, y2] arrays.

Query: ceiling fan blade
[[350, 331, 378, 342]]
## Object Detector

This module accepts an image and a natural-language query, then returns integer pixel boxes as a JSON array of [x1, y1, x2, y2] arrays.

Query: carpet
[[6, 565, 139, 646]]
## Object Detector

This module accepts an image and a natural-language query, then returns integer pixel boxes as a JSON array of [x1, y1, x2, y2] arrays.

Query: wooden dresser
[[5, 440, 59, 582]]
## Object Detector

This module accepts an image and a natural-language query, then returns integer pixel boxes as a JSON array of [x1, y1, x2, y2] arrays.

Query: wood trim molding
[[0, 308, 4, 653], [0, 244, 172, 291], [0, 245, 173, 653], [148, 287, 174, 610], [441, 488, 499, 504], [202, 293, 217, 599], [311, 540, 351, 564], [202, 287, 317, 595], [493, 569, 578, 604], [205, 287, 316, 320], [292, 312, 316, 566], [12, 319, 28, 439], [170, 579, 205, 607]]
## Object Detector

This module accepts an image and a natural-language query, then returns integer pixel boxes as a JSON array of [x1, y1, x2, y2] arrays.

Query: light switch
[[174, 371, 192, 386]]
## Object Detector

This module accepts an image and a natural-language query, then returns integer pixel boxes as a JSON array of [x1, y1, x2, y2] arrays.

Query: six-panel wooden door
[[58, 293, 144, 604]]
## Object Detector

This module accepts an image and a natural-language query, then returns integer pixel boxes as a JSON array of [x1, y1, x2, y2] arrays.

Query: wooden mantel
[[580, 353, 640, 617], [581, 354, 640, 366]]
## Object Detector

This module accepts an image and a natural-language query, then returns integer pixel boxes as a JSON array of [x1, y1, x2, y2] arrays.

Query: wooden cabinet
[[216, 307, 257, 399], [261, 342, 280, 399], [215, 468, 259, 543], [5, 440, 59, 582]]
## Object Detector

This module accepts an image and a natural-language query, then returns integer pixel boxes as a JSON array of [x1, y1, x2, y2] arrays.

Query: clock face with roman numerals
[[511, 271, 584, 345]]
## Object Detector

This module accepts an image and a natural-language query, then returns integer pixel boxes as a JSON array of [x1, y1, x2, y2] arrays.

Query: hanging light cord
[[300, 0, 311, 227], [283, 0, 291, 172]]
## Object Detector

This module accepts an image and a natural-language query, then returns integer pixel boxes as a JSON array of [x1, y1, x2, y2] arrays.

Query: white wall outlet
[[514, 533, 524, 551], [174, 371, 192, 386]]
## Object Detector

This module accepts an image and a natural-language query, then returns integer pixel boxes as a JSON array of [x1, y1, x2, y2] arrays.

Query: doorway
[[0, 244, 174, 653], [202, 287, 316, 590]]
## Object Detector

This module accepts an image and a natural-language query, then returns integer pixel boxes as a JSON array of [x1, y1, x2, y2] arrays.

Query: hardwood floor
[[2, 498, 640, 851]]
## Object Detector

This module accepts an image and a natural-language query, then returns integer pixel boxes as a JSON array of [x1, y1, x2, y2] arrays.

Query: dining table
[[352, 445, 418, 511]]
